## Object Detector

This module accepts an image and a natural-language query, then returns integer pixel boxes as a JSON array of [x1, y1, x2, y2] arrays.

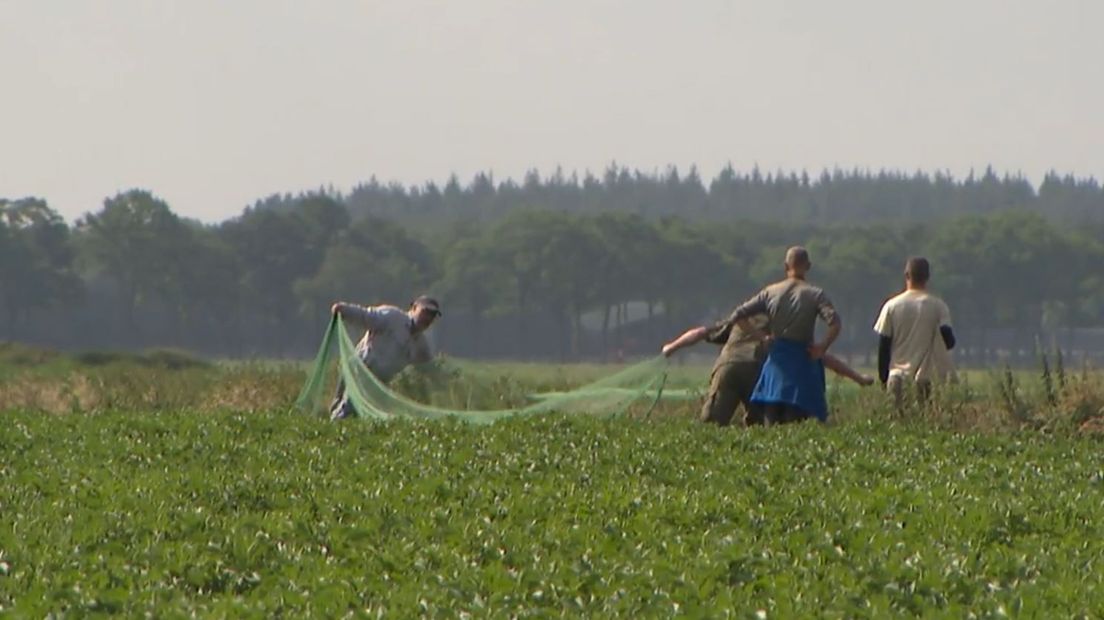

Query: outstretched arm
[[823, 353, 875, 386], [331, 302, 387, 330], [808, 317, 842, 360], [661, 326, 708, 357]]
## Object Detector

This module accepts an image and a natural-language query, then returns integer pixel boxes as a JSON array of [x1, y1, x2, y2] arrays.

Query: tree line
[[3, 166, 1104, 364], [340, 165, 1104, 228]]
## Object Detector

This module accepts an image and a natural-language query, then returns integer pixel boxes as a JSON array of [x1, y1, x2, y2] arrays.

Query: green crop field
[[2, 412, 1104, 617], [2, 345, 1104, 616]]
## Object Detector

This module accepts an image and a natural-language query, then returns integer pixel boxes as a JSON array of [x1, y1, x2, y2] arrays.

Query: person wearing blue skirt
[[726, 247, 842, 424]]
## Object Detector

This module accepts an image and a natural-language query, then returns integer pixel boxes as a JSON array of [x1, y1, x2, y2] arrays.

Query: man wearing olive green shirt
[[729, 246, 842, 424]]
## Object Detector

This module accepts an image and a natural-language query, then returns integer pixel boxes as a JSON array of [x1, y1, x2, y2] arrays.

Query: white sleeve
[[339, 304, 389, 331], [873, 302, 893, 337]]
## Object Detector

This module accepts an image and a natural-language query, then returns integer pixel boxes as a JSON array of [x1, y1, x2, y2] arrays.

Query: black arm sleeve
[[704, 321, 733, 346], [878, 335, 893, 384], [940, 325, 956, 350]]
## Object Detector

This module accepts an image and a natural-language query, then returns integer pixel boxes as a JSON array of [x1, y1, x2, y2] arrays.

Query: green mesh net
[[294, 316, 674, 424]]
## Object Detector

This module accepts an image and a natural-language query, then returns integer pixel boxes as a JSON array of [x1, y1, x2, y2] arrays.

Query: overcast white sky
[[1, 0, 1101, 223]]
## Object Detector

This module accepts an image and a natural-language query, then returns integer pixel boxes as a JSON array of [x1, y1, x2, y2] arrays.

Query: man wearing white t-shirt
[[873, 257, 956, 404]]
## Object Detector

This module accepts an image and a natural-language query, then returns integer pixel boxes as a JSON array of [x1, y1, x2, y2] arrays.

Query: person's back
[[347, 304, 433, 383], [752, 278, 835, 344], [876, 290, 952, 382], [729, 246, 842, 424], [874, 258, 955, 402]]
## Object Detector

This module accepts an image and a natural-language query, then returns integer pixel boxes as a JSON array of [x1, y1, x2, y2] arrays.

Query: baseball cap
[[412, 295, 442, 316]]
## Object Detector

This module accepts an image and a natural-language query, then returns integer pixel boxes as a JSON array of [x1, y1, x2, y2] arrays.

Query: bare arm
[[824, 352, 875, 386], [809, 317, 841, 360], [661, 326, 708, 357]]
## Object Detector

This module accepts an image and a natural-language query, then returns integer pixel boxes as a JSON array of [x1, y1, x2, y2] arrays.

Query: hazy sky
[[2, 0, 1101, 223]]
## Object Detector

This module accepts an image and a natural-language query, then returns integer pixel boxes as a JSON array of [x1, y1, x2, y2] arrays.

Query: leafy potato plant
[[2, 412, 1103, 617]]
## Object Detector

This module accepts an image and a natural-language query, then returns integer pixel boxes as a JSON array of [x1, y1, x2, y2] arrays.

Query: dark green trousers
[[700, 361, 764, 426]]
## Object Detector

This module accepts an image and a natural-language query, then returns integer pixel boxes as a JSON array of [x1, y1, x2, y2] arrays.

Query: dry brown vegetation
[[2, 343, 1102, 435]]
